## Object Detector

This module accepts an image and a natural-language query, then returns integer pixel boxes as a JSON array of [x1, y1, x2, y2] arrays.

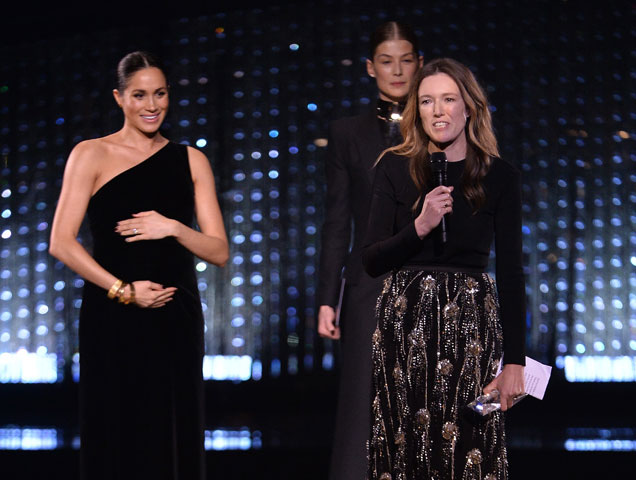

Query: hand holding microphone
[[414, 152, 453, 240]]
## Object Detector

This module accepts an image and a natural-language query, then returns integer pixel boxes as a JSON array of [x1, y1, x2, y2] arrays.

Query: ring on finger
[[132, 228, 138, 235]]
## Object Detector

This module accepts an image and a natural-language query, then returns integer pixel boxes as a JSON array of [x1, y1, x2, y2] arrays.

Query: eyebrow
[[377, 52, 416, 59], [131, 87, 167, 93], [418, 92, 460, 98]]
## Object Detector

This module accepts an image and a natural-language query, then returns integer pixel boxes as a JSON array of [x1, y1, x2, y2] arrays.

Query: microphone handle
[[436, 171, 448, 244], [440, 210, 447, 244]]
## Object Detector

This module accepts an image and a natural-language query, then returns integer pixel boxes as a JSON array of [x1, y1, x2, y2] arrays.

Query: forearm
[[495, 165, 527, 366], [317, 260, 346, 307], [318, 222, 351, 306], [49, 237, 118, 291], [319, 192, 352, 302], [498, 273, 527, 365], [362, 221, 423, 277], [172, 221, 229, 267], [414, 215, 436, 238]]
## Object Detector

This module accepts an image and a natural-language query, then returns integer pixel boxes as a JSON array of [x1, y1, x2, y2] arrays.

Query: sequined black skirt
[[368, 269, 507, 480]]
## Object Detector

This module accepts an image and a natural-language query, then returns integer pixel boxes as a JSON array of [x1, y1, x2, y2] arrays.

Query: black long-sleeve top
[[362, 152, 526, 365]]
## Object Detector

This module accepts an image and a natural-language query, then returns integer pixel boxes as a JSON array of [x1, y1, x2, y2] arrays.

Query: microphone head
[[430, 151, 447, 172]]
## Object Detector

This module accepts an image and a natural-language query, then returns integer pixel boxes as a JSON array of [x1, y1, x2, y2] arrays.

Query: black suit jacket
[[318, 110, 388, 308]]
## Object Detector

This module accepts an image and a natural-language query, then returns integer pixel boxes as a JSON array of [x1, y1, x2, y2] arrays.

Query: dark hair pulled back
[[116, 51, 166, 91], [369, 21, 419, 59]]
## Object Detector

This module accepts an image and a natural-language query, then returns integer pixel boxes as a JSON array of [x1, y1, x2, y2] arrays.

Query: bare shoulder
[[73, 134, 132, 164], [186, 145, 210, 164], [69, 138, 100, 158], [186, 146, 215, 178], [65, 138, 112, 175]]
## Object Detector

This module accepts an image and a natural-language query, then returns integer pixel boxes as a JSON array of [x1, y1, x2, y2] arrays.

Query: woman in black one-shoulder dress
[[50, 51, 229, 480]]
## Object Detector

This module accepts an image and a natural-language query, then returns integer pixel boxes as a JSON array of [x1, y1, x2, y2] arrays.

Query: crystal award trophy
[[468, 356, 552, 415], [467, 389, 527, 416]]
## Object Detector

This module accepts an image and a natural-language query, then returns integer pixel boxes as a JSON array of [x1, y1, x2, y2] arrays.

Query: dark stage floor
[[2, 447, 634, 480], [1, 431, 634, 479], [1, 376, 635, 479]]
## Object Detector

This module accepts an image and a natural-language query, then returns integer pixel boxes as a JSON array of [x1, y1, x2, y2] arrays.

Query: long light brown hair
[[386, 58, 499, 212]]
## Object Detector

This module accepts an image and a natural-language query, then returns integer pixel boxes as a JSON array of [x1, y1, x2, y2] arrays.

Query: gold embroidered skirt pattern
[[368, 270, 508, 480]]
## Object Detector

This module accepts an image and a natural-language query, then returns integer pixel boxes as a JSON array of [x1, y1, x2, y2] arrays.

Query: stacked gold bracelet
[[107, 279, 123, 299], [128, 282, 136, 305], [107, 279, 135, 305]]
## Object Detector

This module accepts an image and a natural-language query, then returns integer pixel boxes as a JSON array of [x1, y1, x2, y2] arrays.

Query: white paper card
[[523, 356, 552, 400], [495, 356, 552, 400]]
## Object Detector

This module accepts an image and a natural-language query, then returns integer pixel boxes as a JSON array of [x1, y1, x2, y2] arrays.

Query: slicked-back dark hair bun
[[116, 51, 166, 91]]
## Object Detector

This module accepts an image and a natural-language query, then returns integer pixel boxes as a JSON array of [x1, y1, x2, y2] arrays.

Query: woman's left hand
[[116, 210, 177, 242], [483, 363, 525, 412]]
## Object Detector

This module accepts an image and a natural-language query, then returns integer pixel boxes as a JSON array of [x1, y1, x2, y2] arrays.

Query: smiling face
[[113, 67, 168, 135], [418, 72, 469, 158], [367, 39, 420, 102]]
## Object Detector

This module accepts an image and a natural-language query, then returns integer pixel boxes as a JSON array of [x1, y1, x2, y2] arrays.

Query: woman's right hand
[[414, 185, 454, 238], [129, 281, 177, 308], [317, 305, 341, 340]]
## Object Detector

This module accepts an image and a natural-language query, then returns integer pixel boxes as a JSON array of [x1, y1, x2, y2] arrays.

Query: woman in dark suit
[[317, 21, 422, 480]]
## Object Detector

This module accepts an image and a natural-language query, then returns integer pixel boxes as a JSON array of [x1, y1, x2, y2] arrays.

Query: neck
[[428, 135, 467, 162], [117, 124, 165, 150], [378, 91, 406, 104]]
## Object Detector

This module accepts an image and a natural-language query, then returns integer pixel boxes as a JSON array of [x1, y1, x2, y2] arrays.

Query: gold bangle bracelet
[[107, 279, 123, 299], [129, 282, 136, 305], [116, 284, 127, 303], [120, 283, 132, 305]]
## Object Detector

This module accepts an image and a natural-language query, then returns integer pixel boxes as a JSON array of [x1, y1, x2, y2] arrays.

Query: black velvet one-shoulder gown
[[78, 142, 205, 479]]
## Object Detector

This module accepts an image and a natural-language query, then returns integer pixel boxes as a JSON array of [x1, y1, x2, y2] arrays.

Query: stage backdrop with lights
[[0, 1, 633, 384]]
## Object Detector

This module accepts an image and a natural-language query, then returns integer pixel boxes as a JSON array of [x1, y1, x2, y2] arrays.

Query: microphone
[[430, 152, 448, 243]]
